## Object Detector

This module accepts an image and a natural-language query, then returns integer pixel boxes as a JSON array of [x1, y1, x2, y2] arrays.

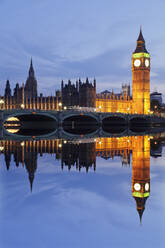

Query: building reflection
[[0, 134, 164, 220], [131, 136, 150, 222]]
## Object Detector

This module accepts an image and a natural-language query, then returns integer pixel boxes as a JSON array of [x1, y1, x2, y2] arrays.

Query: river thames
[[0, 132, 165, 247]]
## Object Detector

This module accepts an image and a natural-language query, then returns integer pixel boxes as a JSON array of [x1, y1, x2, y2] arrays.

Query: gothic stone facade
[[61, 78, 96, 108], [2, 60, 61, 110]]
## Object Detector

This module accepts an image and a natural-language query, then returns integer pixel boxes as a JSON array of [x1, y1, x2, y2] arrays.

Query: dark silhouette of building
[[2, 59, 61, 110], [61, 78, 96, 109], [24, 58, 37, 98], [61, 142, 96, 172], [4, 80, 11, 98], [61, 80, 79, 107]]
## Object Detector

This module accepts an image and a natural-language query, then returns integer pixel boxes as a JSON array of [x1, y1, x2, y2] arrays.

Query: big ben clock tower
[[132, 28, 150, 115]]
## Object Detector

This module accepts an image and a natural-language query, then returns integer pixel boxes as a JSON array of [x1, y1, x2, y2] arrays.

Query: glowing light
[[145, 183, 149, 191], [58, 102, 62, 107], [0, 99, 4, 104], [64, 106, 67, 110], [64, 140, 67, 144], [133, 192, 150, 198], [21, 142, 25, 147], [6, 129, 19, 133], [0, 146, 4, 151], [133, 52, 150, 58], [134, 59, 141, 67], [134, 183, 141, 191], [145, 59, 150, 67], [58, 144, 62, 148], [6, 117, 19, 122], [21, 104, 25, 109]]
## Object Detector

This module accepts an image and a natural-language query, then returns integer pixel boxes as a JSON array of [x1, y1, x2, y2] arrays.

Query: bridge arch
[[62, 112, 99, 123], [62, 113, 99, 134], [3, 126, 58, 138], [102, 115, 127, 125], [4, 111, 58, 123]]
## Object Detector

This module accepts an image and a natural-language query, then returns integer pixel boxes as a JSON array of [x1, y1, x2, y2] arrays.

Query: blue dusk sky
[[0, 0, 165, 95]]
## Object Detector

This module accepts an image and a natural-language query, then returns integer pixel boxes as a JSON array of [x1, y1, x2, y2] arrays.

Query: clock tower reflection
[[131, 136, 150, 222]]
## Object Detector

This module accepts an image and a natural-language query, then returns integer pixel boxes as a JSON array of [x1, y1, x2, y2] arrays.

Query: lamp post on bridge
[[58, 102, 62, 111], [21, 104, 25, 109], [0, 99, 4, 110]]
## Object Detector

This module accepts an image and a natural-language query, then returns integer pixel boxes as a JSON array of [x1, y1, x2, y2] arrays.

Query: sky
[[0, 0, 165, 96]]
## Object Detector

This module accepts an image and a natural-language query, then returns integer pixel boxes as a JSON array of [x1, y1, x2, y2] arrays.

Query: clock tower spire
[[132, 28, 150, 114]]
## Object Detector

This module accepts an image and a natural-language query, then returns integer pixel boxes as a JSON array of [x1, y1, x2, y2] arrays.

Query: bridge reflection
[[1, 134, 164, 221]]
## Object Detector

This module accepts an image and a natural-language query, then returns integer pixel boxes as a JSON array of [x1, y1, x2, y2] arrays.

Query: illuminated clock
[[134, 183, 141, 191], [145, 183, 149, 191], [145, 59, 150, 67], [134, 59, 141, 67]]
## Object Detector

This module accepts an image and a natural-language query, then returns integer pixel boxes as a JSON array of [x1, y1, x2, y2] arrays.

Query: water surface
[[0, 133, 165, 247]]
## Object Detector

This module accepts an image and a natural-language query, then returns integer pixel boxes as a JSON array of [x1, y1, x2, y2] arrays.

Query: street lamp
[[0, 99, 4, 110], [21, 104, 25, 109], [127, 107, 130, 115], [58, 102, 62, 111], [20, 141, 25, 147]]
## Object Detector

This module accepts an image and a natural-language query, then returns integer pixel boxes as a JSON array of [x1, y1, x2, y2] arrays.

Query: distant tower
[[4, 80, 11, 98], [24, 58, 38, 98], [132, 136, 150, 223], [132, 28, 150, 114]]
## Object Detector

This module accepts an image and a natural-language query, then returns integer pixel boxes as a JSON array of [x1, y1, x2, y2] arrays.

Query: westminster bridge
[[1, 108, 164, 125], [0, 108, 165, 139]]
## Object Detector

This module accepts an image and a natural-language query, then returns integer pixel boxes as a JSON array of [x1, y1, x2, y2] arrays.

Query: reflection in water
[[5, 129, 20, 134], [132, 136, 150, 222], [1, 134, 164, 222], [5, 127, 56, 136]]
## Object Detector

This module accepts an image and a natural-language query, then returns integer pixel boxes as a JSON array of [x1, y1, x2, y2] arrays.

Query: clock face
[[134, 183, 141, 191], [145, 183, 149, 191], [145, 59, 150, 67], [134, 59, 141, 67]]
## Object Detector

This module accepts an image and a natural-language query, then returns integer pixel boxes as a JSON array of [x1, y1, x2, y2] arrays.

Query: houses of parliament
[[1, 28, 150, 115]]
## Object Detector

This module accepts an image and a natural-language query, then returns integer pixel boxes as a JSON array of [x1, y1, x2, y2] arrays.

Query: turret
[[24, 58, 38, 98], [29, 58, 35, 78], [4, 80, 11, 98]]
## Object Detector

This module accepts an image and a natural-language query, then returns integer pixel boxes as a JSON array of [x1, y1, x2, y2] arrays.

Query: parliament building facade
[[1, 29, 150, 115]]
